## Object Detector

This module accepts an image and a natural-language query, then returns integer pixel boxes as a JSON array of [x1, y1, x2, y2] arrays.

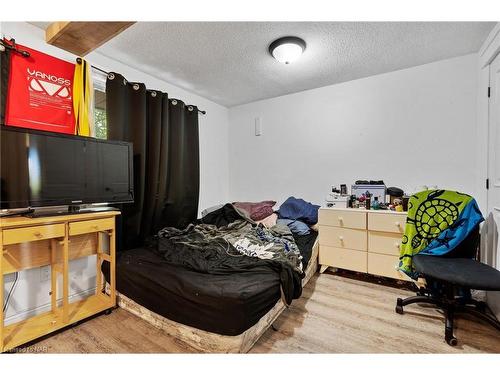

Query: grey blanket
[[155, 204, 304, 304]]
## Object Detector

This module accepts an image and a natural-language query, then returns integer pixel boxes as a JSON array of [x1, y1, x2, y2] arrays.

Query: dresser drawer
[[3, 224, 65, 245], [368, 231, 403, 256], [368, 212, 406, 234], [69, 218, 114, 236], [368, 253, 406, 280], [319, 226, 366, 251], [319, 209, 366, 230], [320, 245, 367, 272]]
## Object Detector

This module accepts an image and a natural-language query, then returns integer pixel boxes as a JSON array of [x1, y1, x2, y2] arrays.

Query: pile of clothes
[[233, 196, 320, 236], [160, 203, 306, 304]]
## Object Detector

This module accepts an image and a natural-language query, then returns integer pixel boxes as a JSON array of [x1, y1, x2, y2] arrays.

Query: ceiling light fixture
[[269, 36, 306, 65]]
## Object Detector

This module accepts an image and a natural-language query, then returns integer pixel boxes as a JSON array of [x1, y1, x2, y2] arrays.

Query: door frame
[[478, 24, 500, 213], [478, 23, 500, 318], [487, 53, 500, 215]]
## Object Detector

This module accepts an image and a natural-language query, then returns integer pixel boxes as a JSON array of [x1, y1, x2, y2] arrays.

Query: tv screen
[[0, 127, 134, 209]]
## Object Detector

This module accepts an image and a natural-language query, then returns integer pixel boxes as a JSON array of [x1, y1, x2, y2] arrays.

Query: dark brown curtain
[[162, 99, 200, 230], [106, 72, 200, 250]]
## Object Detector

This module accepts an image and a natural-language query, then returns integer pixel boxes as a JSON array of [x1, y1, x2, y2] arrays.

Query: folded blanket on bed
[[156, 204, 303, 304], [277, 218, 311, 235], [232, 200, 276, 221]]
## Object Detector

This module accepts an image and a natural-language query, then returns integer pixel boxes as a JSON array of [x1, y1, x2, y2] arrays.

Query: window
[[92, 67, 107, 140], [94, 90, 107, 139]]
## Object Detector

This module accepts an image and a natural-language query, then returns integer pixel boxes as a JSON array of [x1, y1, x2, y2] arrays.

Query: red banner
[[4, 42, 76, 134]]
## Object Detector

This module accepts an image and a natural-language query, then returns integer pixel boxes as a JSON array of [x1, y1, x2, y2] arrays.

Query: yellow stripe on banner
[[73, 58, 94, 137]]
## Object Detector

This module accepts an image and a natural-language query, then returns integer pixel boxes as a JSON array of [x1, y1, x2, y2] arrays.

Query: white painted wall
[[228, 54, 479, 208], [1, 22, 230, 324]]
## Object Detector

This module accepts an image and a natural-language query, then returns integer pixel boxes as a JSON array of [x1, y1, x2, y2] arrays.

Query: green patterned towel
[[399, 190, 483, 278]]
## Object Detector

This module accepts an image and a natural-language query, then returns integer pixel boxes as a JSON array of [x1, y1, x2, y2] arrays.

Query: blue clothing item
[[421, 198, 484, 256], [277, 197, 320, 225], [277, 219, 311, 236]]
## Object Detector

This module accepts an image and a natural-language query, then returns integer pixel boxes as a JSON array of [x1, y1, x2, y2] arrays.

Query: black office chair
[[396, 224, 500, 345]]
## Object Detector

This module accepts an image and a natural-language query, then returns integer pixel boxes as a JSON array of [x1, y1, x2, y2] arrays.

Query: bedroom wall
[[0, 21, 230, 324], [228, 54, 479, 209]]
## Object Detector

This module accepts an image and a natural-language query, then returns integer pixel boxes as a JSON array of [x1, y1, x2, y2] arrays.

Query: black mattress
[[103, 231, 317, 336]]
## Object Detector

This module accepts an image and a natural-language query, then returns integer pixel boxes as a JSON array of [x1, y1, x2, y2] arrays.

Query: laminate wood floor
[[22, 272, 500, 353]]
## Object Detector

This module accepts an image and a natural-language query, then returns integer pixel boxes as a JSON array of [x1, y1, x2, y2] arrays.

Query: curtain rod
[[76, 57, 206, 115]]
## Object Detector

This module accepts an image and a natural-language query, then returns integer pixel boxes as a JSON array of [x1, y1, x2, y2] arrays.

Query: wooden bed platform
[[115, 238, 319, 353]]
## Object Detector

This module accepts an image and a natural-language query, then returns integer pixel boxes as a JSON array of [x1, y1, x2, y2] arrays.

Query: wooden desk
[[0, 210, 120, 352]]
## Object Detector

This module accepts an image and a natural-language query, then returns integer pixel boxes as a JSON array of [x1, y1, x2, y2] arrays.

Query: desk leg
[[110, 229, 116, 306], [0, 242, 4, 352], [50, 239, 58, 315], [62, 227, 69, 323], [95, 233, 103, 296]]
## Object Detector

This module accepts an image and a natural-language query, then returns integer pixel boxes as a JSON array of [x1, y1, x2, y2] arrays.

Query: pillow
[[256, 213, 278, 228], [233, 200, 276, 221], [277, 219, 311, 236]]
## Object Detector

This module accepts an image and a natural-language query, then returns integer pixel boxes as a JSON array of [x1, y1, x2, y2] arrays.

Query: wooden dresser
[[0, 210, 119, 352], [318, 207, 408, 280]]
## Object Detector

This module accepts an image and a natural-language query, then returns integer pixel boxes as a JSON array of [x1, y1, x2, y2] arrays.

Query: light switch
[[255, 117, 262, 136]]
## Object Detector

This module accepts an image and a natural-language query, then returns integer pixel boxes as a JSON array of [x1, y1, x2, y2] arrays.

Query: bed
[[103, 203, 319, 353]]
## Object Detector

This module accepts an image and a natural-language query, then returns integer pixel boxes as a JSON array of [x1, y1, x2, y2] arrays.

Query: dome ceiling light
[[268, 36, 306, 65]]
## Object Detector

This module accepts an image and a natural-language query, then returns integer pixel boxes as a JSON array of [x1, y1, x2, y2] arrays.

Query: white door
[[487, 54, 500, 317], [489, 53, 500, 215]]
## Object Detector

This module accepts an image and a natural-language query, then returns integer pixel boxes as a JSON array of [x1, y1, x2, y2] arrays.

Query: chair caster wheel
[[446, 337, 458, 346], [395, 298, 404, 314], [104, 308, 113, 315]]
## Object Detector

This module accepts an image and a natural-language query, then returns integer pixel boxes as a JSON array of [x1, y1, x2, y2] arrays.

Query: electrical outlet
[[40, 266, 50, 282]]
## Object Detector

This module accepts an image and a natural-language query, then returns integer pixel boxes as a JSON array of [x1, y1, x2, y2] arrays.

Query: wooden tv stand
[[0, 210, 120, 352]]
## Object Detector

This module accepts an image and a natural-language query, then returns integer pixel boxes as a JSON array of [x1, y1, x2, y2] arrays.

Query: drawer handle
[[338, 217, 344, 223], [92, 225, 99, 230], [395, 222, 401, 228], [394, 242, 400, 248], [33, 231, 43, 237], [338, 236, 344, 241]]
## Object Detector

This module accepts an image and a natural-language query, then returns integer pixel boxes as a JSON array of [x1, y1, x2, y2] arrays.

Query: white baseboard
[[4, 287, 96, 326]]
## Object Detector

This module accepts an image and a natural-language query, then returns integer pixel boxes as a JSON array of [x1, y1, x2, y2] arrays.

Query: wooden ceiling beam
[[45, 21, 135, 56]]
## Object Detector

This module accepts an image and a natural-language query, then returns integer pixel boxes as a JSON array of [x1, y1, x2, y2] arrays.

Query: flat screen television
[[0, 127, 134, 210]]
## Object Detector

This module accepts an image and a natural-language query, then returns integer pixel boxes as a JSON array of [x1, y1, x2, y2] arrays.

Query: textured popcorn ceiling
[[32, 22, 496, 107]]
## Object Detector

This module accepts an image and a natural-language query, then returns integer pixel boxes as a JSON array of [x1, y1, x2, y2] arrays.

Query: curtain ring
[[171, 99, 177, 105], [133, 83, 140, 91], [151, 91, 157, 97], [187, 105, 193, 112], [107, 72, 115, 80]]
